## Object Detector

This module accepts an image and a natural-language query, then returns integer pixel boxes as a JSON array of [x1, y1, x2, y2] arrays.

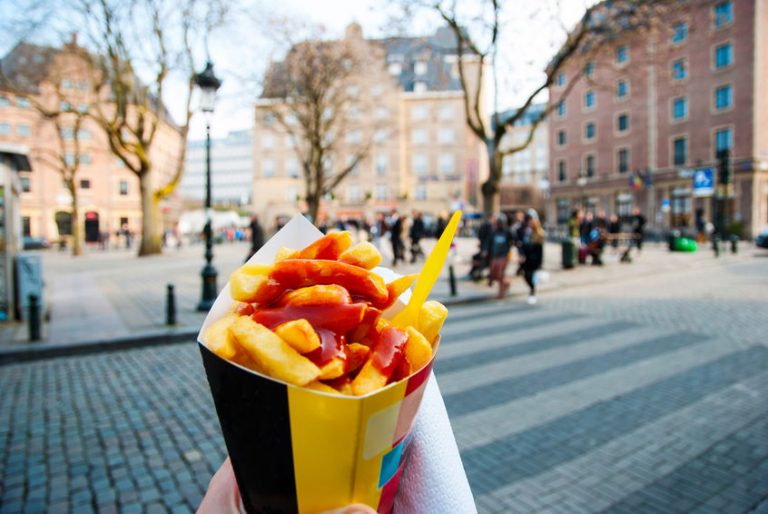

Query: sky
[[0, 0, 594, 141]]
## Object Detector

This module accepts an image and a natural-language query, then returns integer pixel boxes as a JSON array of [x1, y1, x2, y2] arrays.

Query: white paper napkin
[[395, 374, 477, 513]]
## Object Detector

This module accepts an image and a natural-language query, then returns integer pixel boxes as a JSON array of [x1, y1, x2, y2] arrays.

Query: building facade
[[252, 24, 486, 225], [547, 0, 768, 237], [498, 103, 549, 215], [0, 41, 183, 245], [181, 130, 253, 208]]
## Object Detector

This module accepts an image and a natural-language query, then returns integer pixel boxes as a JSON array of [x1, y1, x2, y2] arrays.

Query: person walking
[[246, 215, 265, 262], [484, 214, 514, 299], [608, 214, 621, 252], [389, 209, 405, 267], [632, 207, 646, 252], [519, 213, 545, 304], [409, 211, 425, 263]]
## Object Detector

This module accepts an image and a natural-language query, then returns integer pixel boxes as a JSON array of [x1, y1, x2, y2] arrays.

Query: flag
[[630, 172, 643, 192]]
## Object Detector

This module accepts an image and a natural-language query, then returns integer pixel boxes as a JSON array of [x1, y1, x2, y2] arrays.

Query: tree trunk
[[482, 142, 501, 217], [306, 192, 321, 227], [138, 171, 163, 256], [69, 183, 82, 256]]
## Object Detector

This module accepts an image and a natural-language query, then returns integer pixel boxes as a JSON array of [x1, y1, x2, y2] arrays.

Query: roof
[[262, 25, 468, 98]]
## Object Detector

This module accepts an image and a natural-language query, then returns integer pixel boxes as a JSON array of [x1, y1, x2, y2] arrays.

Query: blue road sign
[[693, 167, 714, 197]]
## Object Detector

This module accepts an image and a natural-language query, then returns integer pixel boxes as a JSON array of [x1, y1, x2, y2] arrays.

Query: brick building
[[252, 24, 486, 225], [0, 41, 182, 245], [547, 0, 768, 238]]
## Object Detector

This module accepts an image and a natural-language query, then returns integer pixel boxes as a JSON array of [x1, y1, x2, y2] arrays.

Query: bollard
[[448, 264, 457, 297], [28, 294, 41, 341], [712, 236, 720, 258], [166, 284, 177, 325], [730, 235, 738, 254]]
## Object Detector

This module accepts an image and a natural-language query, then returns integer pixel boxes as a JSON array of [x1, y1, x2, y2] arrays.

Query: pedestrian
[[476, 216, 493, 284], [409, 211, 425, 263], [246, 215, 265, 262], [389, 209, 405, 267], [608, 214, 621, 251], [371, 212, 387, 250], [484, 214, 514, 299], [434, 211, 448, 239], [568, 209, 582, 241], [632, 207, 646, 252], [586, 216, 607, 265], [519, 213, 545, 304], [579, 212, 594, 246]]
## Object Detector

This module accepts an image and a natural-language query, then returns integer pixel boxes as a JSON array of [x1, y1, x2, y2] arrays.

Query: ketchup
[[251, 303, 365, 334], [371, 327, 408, 376], [305, 328, 348, 367]]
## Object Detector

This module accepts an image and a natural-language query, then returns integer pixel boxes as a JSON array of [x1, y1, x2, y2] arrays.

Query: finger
[[196, 457, 242, 514]]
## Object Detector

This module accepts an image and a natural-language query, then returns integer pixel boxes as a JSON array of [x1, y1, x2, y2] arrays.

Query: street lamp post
[[195, 61, 222, 312]]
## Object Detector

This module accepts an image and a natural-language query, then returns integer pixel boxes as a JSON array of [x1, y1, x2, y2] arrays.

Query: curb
[[0, 327, 199, 366]]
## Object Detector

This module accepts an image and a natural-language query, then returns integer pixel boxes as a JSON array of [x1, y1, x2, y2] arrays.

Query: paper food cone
[[198, 215, 441, 514]]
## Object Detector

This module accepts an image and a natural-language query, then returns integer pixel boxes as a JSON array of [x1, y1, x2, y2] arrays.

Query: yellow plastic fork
[[392, 210, 462, 329]]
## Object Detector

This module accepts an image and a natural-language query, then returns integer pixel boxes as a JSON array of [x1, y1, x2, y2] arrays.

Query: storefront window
[[557, 199, 570, 224], [671, 193, 691, 227]]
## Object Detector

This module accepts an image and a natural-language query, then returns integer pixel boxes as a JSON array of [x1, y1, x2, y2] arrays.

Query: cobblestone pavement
[[1, 252, 767, 513]]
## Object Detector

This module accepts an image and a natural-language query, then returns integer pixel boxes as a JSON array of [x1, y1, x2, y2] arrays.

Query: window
[[262, 134, 274, 149], [65, 153, 75, 166], [715, 85, 732, 110], [413, 82, 427, 93], [585, 155, 595, 177], [439, 154, 455, 175], [373, 129, 388, 144], [77, 129, 91, 140], [374, 106, 388, 120], [0, 96, 9, 107], [714, 43, 733, 69], [119, 180, 128, 196], [673, 97, 687, 120], [286, 158, 299, 178], [585, 122, 596, 140], [371, 85, 383, 97], [77, 104, 88, 114], [375, 154, 388, 176], [388, 62, 402, 75], [438, 128, 454, 144], [22, 216, 31, 237], [714, 1, 733, 28], [556, 100, 566, 117], [80, 154, 92, 165], [61, 79, 73, 89], [262, 159, 275, 178], [617, 80, 628, 99], [672, 59, 687, 80], [584, 90, 595, 108], [556, 73, 566, 87], [20, 175, 31, 192], [80, 179, 91, 189], [673, 21, 688, 43], [375, 184, 388, 200], [60, 101, 72, 112], [558, 160, 566, 182], [346, 85, 359, 99], [414, 61, 427, 75], [0, 123, 10, 135], [617, 113, 629, 132], [347, 185, 362, 202], [411, 128, 427, 145], [715, 128, 732, 153], [347, 106, 362, 120], [412, 154, 428, 176], [16, 97, 30, 108], [415, 184, 427, 200], [411, 105, 427, 120], [673, 137, 687, 165], [584, 61, 594, 78], [618, 148, 629, 173], [438, 105, 453, 120], [16, 124, 30, 137], [346, 130, 362, 145], [616, 46, 628, 64], [557, 130, 567, 146]]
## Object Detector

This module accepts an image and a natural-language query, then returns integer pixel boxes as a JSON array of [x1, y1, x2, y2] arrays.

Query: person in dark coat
[[608, 214, 621, 250], [632, 207, 646, 252], [409, 211, 425, 263], [434, 212, 448, 239], [389, 209, 405, 266], [246, 215, 265, 262], [519, 214, 545, 304]]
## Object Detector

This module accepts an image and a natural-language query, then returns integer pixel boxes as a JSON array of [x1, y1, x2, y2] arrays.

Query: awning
[[0, 143, 32, 171]]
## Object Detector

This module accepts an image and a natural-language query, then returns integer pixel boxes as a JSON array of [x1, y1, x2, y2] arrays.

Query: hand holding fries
[[203, 230, 447, 395]]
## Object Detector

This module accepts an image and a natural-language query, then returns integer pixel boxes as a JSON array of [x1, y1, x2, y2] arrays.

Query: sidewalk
[[0, 236, 755, 361]]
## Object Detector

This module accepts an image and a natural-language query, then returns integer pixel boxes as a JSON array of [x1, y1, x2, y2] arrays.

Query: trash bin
[[668, 230, 681, 252], [561, 238, 576, 269]]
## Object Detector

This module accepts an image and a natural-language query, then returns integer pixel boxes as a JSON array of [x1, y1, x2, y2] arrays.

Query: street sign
[[661, 198, 671, 212], [692, 167, 714, 197]]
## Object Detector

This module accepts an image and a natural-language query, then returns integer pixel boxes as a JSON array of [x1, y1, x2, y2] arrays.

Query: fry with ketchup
[[204, 231, 448, 396]]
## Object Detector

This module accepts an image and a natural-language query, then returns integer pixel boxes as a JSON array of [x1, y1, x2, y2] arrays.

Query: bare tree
[[80, 0, 228, 256], [408, 0, 672, 216], [259, 24, 379, 224]]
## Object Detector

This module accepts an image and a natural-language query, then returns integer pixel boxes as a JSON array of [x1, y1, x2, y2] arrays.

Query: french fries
[[203, 231, 448, 396]]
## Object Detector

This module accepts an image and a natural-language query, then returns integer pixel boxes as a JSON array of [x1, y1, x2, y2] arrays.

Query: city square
[[1, 0, 768, 512]]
